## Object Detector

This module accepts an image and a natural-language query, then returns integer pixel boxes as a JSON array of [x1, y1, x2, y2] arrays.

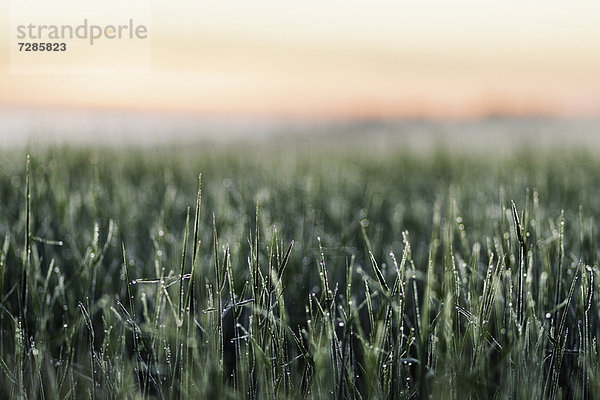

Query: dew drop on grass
[[338, 321, 344, 327]]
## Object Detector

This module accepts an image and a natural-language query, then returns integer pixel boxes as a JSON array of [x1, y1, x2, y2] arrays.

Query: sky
[[1, 0, 599, 119]]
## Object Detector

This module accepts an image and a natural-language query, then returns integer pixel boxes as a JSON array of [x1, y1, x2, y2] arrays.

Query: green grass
[[1, 141, 600, 399]]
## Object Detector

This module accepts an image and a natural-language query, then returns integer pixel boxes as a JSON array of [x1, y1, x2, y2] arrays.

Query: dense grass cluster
[[1, 142, 600, 399]]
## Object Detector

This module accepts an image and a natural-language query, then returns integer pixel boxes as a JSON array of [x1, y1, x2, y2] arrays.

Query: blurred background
[[1, 0, 599, 146]]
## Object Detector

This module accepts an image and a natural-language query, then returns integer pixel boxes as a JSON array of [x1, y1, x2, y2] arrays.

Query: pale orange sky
[[1, 0, 600, 119]]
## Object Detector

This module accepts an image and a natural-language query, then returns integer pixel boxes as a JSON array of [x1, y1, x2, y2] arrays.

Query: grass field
[[1, 137, 599, 399]]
